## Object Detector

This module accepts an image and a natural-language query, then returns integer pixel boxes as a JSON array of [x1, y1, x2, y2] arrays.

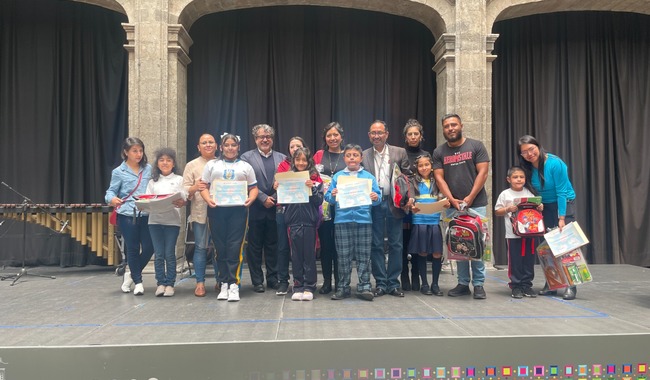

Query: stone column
[[432, 33, 456, 143], [122, 13, 193, 274], [168, 24, 193, 168]]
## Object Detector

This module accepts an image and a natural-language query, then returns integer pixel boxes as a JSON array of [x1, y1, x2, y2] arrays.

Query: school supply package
[[537, 221, 592, 290]]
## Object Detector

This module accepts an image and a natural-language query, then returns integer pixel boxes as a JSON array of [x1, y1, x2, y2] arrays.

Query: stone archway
[[71, 0, 129, 19], [172, 0, 451, 39], [487, 0, 650, 33]]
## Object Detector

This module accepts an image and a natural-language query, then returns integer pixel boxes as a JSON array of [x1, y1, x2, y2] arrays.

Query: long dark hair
[[121, 137, 148, 167], [411, 154, 437, 196], [151, 147, 178, 181], [321, 122, 344, 151], [291, 147, 318, 177], [517, 135, 547, 189], [287, 136, 307, 155]]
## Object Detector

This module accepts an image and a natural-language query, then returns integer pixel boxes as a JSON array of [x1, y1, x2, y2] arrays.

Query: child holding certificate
[[324, 144, 381, 301], [282, 147, 323, 301], [403, 154, 449, 296], [200, 133, 258, 302], [146, 148, 186, 297]]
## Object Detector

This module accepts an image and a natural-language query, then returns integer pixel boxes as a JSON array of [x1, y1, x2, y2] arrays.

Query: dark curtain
[[0, 0, 128, 266], [492, 12, 650, 266], [187, 6, 437, 156]]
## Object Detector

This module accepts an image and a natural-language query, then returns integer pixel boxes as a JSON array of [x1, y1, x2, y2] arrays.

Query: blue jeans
[[447, 206, 487, 287], [276, 211, 290, 285], [117, 214, 154, 284], [149, 224, 180, 286], [371, 198, 403, 291], [191, 221, 217, 284]]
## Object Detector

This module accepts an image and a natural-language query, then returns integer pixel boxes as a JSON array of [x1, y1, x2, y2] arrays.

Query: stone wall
[[72, 0, 650, 262]]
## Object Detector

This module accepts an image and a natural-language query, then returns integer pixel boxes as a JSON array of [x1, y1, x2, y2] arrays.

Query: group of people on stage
[[104, 113, 578, 302]]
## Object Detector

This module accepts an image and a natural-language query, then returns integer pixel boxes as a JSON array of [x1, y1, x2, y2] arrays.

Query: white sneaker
[[217, 282, 229, 300], [163, 286, 175, 297], [133, 283, 144, 295], [291, 292, 303, 301], [227, 283, 240, 302], [155, 285, 165, 297], [121, 272, 133, 293], [302, 290, 313, 301]]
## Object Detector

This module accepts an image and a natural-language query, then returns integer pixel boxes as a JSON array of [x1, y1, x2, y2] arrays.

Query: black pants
[[507, 237, 536, 289], [318, 219, 339, 286], [401, 227, 419, 284], [208, 206, 247, 285], [246, 217, 279, 287], [288, 224, 317, 292]]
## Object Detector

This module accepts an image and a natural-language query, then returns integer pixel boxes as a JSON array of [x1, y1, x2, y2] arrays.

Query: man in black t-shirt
[[432, 113, 490, 299]]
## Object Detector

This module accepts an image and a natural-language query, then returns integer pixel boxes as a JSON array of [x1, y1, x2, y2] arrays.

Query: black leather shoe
[[420, 285, 433, 296], [331, 290, 350, 300], [431, 284, 443, 296], [357, 290, 374, 301], [374, 288, 386, 297], [538, 283, 558, 296], [253, 284, 265, 293], [319, 283, 332, 294], [563, 286, 577, 300], [389, 288, 405, 297]]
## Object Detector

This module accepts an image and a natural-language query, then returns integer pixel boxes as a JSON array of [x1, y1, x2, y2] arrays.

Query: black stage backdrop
[[492, 12, 650, 267], [187, 6, 438, 155], [0, 0, 127, 266]]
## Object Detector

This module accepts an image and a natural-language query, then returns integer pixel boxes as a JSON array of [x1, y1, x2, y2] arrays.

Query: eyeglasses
[[256, 135, 273, 140], [520, 146, 537, 156]]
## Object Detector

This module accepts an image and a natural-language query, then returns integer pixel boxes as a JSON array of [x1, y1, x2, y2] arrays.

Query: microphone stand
[[1, 182, 60, 286]]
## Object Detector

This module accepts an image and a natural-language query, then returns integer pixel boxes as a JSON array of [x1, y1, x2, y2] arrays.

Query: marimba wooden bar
[[0, 204, 119, 265]]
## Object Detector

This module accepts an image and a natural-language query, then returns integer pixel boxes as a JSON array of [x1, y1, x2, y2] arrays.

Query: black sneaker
[[523, 287, 537, 298], [431, 284, 443, 296], [473, 285, 487, 299], [420, 284, 433, 295], [331, 290, 350, 300], [511, 287, 524, 299], [276, 283, 289, 295], [447, 284, 471, 297], [357, 290, 374, 301]]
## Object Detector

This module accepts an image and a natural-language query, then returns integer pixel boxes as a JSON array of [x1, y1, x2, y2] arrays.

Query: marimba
[[0, 204, 120, 265]]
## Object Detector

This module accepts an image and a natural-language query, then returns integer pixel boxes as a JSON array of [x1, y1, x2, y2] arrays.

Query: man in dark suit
[[362, 120, 411, 297], [241, 124, 287, 294]]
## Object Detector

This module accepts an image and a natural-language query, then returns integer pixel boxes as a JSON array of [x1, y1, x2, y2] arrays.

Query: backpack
[[511, 202, 545, 237], [446, 213, 485, 260], [391, 164, 412, 208]]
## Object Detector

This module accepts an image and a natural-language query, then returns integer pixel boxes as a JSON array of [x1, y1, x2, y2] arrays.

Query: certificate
[[135, 192, 183, 213], [543, 221, 590, 257], [337, 178, 372, 209], [212, 180, 247, 206], [276, 171, 310, 204], [414, 198, 449, 215]]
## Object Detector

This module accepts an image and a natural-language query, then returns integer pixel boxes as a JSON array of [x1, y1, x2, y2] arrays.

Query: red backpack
[[446, 213, 485, 260], [511, 202, 545, 237]]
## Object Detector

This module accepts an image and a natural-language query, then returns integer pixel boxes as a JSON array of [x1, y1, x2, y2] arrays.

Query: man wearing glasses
[[362, 120, 411, 298], [241, 124, 287, 294], [432, 113, 490, 299]]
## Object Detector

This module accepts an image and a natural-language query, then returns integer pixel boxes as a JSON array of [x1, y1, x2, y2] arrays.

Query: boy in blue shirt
[[324, 144, 381, 301]]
